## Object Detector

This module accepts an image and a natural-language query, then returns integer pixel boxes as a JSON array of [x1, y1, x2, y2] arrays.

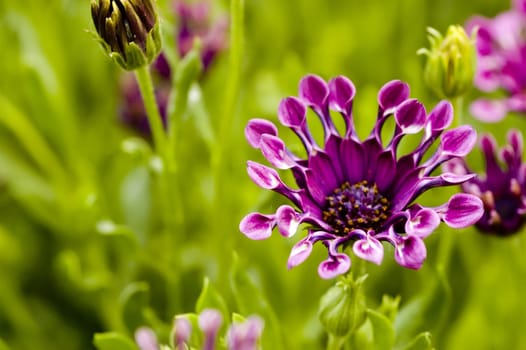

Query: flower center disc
[[322, 180, 391, 235]]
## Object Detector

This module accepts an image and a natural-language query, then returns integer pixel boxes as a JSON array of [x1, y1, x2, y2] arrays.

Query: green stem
[[452, 96, 464, 127], [134, 66, 167, 155]]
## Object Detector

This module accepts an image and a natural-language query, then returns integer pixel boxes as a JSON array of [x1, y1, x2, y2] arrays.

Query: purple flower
[[135, 327, 160, 350], [466, 2, 526, 122], [170, 309, 263, 350], [226, 316, 264, 350], [240, 75, 484, 279], [445, 129, 526, 235], [174, 0, 229, 70]]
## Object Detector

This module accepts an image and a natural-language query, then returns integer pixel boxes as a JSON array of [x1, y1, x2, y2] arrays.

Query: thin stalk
[[135, 66, 167, 155]]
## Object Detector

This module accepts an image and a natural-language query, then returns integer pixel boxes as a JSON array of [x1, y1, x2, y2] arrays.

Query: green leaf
[[195, 277, 229, 319], [119, 282, 151, 333], [93, 332, 138, 350], [120, 166, 152, 241], [394, 269, 450, 348], [400, 332, 435, 350], [366, 309, 395, 350], [230, 253, 284, 350]]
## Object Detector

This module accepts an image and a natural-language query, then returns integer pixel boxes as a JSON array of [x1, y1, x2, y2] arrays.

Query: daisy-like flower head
[[466, 1, 526, 122], [240, 75, 484, 279], [446, 129, 526, 235]]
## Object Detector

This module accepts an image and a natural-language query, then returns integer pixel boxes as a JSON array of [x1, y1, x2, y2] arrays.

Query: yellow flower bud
[[418, 25, 477, 99]]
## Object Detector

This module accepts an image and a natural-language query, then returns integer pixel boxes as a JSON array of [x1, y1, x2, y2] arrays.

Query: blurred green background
[[1, 0, 526, 349]]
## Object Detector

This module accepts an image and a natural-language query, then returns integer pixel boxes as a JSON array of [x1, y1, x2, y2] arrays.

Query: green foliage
[[0, 0, 525, 349]]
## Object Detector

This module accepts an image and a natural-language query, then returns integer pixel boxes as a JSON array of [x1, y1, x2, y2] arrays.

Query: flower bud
[[318, 274, 368, 338], [91, 0, 162, 70], [418, 25, 476, 99]]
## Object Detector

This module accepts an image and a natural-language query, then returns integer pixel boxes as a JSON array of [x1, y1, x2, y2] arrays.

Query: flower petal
[[239, 212, 275, 240], [276, 205, 301, 237], [375, 150, 396, 192], [394, 236, 427, 269], [427, 100, 453, 132], [439, 193, 484, 228], [353, 236, 384, 265], [247, 161, 282, 189], [278, 96, 307, 128], [378, 80, 410, 112], [394, 99, 426, 134], [440, 125, 477, 157], [340, 138, 364, 184], [469, 99, 509, 123], [328, 75, 356, 115], [299, 74, 329, 108], [135, 327, 160, 350], [405, 208, 440, 238], [260, 134, 296, 169], [287, 238, 313, 268], [318, 253, 351, 279], [245, 118, 278, 148]]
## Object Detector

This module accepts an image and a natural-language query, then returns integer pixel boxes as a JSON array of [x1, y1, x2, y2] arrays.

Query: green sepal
[[366, 309, 395, 350], [399, 332, 435, 350]]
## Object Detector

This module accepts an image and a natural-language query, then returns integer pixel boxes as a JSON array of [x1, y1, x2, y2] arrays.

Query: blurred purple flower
[[445, 129, 526, 235], [174, 0, 229, 71], [466, 2, 526, 122], [169, 309, 263, 350], [119, 0, 228, 136], [240, 75, 484, 279]]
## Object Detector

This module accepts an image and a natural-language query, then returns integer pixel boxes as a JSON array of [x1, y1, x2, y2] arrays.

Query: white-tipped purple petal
[[440, 126, 477, 157], [259, 134, 296, 169], [318, 253, 351, 279], [287, 238, 313, 268], [378, 80, 410, 112], [299, 74, 329, 108], [247, 161, 282, 189], [439, 193, 484, 228], [394, 99, 426, 134], [440, 172, 476, 184], [328, 75, 356, 114], [405, 208, 440, 238], [199, 309, 223, 350], [353, 236, 384, 265], [469, 99, 509, 123], [239, 212, 275, 240], [278, 96, 307, 127], [427, 100, 453, 132], [394, 236, 427, 269], [245, 118, 278, 148], [276, 205, 301, 237], [135, 327, 160, 350]]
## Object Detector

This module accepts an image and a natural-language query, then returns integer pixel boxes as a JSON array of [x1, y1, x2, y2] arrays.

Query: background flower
[[466, 1, 526, 122], [446, 129, 526, 235]]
